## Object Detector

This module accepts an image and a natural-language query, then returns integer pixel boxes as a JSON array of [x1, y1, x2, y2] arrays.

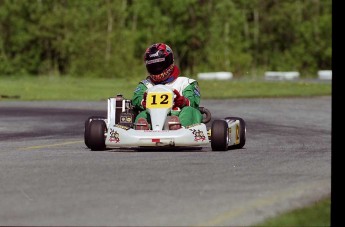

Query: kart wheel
[[211, 119, 228, 151], [88, 120, 107, 151], [84, 116, 105, 148], [225, 117, 246, 149]]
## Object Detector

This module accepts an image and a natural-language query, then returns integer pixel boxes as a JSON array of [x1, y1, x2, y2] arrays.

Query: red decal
[[152, 139, 160, 143]]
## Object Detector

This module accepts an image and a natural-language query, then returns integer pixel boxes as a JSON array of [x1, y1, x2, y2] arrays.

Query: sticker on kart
[[146, 92, 173, 109]]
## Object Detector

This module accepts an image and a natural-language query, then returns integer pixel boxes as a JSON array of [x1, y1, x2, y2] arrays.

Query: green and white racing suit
[[132, 76, 203, 127]]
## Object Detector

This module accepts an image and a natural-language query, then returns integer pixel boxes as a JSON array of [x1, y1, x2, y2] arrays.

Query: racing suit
[[132, 76, 203, 127]]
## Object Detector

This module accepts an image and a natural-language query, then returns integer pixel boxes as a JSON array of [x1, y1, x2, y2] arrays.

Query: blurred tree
[[0, 0, 332, 78]]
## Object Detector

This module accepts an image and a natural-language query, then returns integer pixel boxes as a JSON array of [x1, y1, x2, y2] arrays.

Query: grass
[[0, 76, 331, 101], [253, 196, 331, 226], [0, 75, 332, 226]]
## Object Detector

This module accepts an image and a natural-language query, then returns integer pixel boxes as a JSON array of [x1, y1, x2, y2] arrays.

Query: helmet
[[144, 43, 175, 83]]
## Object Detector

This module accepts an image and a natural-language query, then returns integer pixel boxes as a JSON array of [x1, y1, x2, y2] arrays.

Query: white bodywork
[[104, 85, 210, 148]]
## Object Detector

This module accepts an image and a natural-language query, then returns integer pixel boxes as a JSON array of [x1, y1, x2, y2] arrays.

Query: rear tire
[[84, 116, 105, 148], [211, 120, 228, 151], [89, 120, 106, 151], [225, 117, 246, 149]]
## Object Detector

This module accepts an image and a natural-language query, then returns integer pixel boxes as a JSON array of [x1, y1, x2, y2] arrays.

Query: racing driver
[[132, 43, 202, 130]]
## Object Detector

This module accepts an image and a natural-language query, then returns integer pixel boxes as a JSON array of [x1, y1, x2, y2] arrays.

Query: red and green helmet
[[144, 43, 175, 83]]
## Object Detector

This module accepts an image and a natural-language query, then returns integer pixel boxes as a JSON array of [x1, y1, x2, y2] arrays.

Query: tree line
[[0, 0, 332, 78]]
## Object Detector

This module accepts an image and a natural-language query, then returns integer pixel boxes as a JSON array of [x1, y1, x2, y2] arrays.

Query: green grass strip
[[0, 76, 331, 101]]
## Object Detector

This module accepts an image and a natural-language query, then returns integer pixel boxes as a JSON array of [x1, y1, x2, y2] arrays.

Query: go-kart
[[84, 84, 246, 151]]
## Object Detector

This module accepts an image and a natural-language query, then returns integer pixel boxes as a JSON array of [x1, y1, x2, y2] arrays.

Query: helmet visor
[[146, 58, 168, 75]]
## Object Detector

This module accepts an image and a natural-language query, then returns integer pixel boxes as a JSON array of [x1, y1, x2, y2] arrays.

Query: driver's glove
[[173, 89, 190, 108], [140, 92, 147, 109]]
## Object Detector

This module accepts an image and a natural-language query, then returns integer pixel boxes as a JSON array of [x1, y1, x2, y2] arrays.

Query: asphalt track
[[0, 97, 331, 226]]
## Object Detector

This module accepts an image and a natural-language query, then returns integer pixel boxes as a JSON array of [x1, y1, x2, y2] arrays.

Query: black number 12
[[151, 94, 169, 105]]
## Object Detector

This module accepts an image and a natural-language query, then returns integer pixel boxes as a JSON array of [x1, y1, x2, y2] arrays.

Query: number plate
[[146, 92, 173, 109]]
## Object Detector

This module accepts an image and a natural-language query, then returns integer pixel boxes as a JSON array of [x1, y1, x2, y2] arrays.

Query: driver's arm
[[182, 81, 201, 108], [132, 83, 147, 111]]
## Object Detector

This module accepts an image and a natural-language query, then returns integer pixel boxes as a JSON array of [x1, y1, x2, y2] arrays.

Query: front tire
[[84, 116, 105, 148], [211, 120, 228, 151], [88, 120, 106, 151]]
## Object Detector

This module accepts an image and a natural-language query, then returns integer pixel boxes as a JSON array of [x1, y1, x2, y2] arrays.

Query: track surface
[[0, 97, 331, 226]]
